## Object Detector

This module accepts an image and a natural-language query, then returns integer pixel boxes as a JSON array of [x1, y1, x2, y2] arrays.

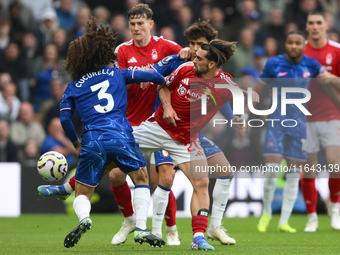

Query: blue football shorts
[[75, 138, 146, 187], [263, 126, 307, 161]]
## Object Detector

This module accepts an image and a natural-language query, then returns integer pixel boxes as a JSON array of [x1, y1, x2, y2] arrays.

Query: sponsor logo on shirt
[[303, 71, 311, 78], [278, 72, 288, 77]]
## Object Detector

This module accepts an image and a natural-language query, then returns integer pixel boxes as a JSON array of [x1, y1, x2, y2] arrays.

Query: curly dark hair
[[64, 16, 118, 80], [184, 19, 218, 42]]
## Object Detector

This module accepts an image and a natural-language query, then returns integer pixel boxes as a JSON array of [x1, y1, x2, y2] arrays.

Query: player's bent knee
[[158, 170, 175, 188], [109, 168, 127, 187], [128, 167, 149, 186], [191, 178, 209, 192]]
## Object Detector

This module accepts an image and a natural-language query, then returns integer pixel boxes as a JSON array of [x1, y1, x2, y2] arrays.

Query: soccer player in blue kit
[[59, 17, 166, 248], [252, 31, 332, 233]]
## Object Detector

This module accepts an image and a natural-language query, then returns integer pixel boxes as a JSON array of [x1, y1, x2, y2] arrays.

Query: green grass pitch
[[0, 214, 338, 255]]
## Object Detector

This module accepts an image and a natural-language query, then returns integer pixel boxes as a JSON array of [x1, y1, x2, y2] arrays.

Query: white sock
[[209, 178, 232, 229], [279, 171, 299, 226], [133, 186, 150, 230], [152, 185, 170, 236], [165, 225, 177, 232], [193, 232, 204, 238], [73, 195, 91, 222], [64, 182, 74, 194], [262, 163, 279, 215], [329, 202, 340, 212], [124, 214, 136, 225], [308, 212, 318, 221]]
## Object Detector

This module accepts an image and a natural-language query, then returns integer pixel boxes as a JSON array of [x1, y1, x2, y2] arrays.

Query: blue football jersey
[[259, 54, 323, 136], [60, 66, 165, 143]]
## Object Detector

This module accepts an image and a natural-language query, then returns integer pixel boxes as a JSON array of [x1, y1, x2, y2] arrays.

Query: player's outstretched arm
[[219, 103, 234, 121], [126, 69, 165, 85]]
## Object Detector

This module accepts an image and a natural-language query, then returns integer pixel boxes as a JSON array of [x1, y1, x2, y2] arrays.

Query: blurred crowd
[[0, 0, 338, 168]]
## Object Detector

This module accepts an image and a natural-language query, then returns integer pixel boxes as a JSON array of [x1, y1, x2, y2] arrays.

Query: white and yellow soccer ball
[[37, 151, 68, 182]]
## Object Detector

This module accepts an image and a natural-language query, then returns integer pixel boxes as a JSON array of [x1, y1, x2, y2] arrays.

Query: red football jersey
[[115, 36, 182, 126], [152, 62, 238, 145], [304, 40, 340, 121]]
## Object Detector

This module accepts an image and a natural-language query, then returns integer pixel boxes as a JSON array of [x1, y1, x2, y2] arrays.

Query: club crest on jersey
[[161, 150, 169, 157], [178, 84, 187, 96], [151, 49, 158, 60], [303, 71, 311, 78], [326, 53, 332, 65]]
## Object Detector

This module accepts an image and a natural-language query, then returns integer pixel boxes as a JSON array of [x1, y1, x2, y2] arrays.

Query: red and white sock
[[192, 209, 209, 237], [329, 177, 340, 203], [301, 178, 318, 214], [111, 182, 135, 221], [165, 190, 177, 227], [64, 175, 76, 194]]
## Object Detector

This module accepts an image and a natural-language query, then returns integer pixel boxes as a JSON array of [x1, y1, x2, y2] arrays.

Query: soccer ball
[[37, 151, 68, 182]]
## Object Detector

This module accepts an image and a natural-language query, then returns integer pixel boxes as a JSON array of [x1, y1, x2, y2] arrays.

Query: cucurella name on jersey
[[75, 68, 115, 87]]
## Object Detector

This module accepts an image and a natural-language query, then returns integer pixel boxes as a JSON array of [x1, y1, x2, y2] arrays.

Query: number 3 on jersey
[[90, 80, 114, 113]]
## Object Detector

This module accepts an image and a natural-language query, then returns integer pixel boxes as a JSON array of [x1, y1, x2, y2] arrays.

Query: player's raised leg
[[38, 175, 75, 200]]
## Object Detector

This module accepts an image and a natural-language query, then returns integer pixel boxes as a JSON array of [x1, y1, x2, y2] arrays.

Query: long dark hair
[[64, 16, 118, 80]]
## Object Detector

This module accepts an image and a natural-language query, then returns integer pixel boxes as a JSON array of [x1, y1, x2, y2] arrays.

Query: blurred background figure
[[93, 5, 111, 26], [0, 119, 18, 162], [40, 117, 77, 167], [262, 7, 285, 53], [10, 102, 46, 162], [36, 8, 59, 47], [21, 0, 53, 24], [0, 42, 28, 101], [21, 138, 39, 166], [263, 37, 278, 59], [7, 0, 34, 43], [52, 28, 68, 59], [0, 81, 21, 123], [55, 0, 76, 30], [36, 78, 65, 125], [159, 26, 176, 41], [110, 13, 128, 46], [66, 5, 91, 41], [0, 71, 12, 90], [30, 44, 64, 112], [223, 27, 255, 77], [0, 19, 11, 55]]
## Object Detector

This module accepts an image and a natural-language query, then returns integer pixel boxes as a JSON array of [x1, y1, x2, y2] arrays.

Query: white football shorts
[[133, 120, 205, 166], [306, 120, 340, 153]]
